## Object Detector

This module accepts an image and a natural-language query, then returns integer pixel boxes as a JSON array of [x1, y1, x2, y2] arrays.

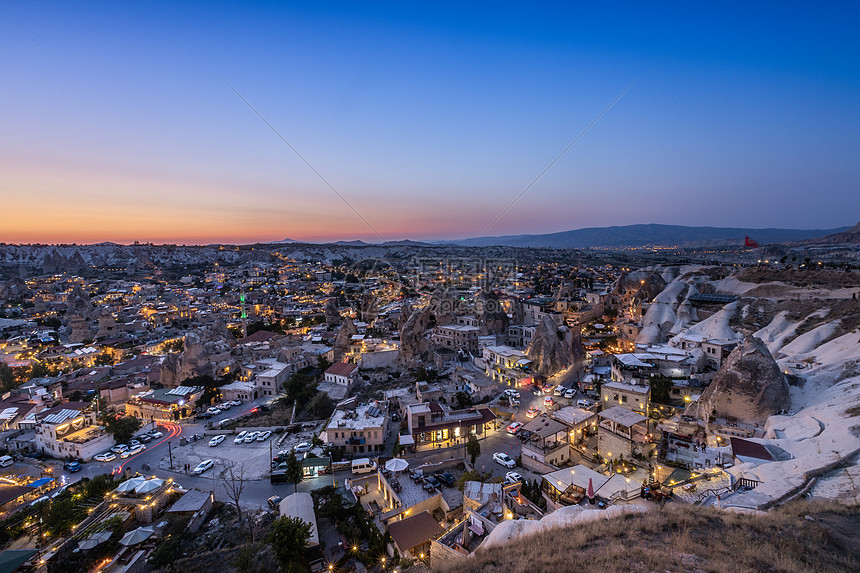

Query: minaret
[[240, 292, 248, 339]]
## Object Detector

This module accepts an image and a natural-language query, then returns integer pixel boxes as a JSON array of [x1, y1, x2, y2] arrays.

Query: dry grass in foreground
[[435, 500, 859, 573]]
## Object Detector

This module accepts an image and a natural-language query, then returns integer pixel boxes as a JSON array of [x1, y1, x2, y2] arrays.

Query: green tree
[[455, 391, 473, 409], [268, 516, 312, 572], [650, 375, 674, 406], [414, 366, 439, 383], [101, 413, 142, 444], [466, 434, 481, 466], [0, 363, 16, 392], [285, 452, 303, 494], [94, 353, 115, 366], [316, 354, 332, 372]]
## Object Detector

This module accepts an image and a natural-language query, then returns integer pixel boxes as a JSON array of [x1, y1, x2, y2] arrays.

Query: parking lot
[[156, 423, 324, 480]]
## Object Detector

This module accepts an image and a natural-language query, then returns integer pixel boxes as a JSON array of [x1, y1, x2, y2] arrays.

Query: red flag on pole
[[744, 235, 759, 248]]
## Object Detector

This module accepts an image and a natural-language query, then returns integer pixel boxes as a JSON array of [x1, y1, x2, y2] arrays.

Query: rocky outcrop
[[66, 284, 94, 320], [477, 290, 509, 336], [324, 298, 341, 327], [526, 315, 584, 376], [359, 292, 379, 323], [333, 317, 358, 358], [95, 309, 118, 340], [398, 305, 434, 366], [510, 298, 525, 325], [398, 300, 414, 332], [0, 277, 29, 300], [687, 334, 790, 425], [160, 321, 237, 387], [67, 314, 92, 344]]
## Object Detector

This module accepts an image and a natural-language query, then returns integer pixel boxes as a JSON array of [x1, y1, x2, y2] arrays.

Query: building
[[432, 324, 479, 355], [254, 359, 291, 397], [165, 489, 214, 533], [551, 406, 597, 447], [541, 465, 638, 506], [322, 402, 386, 454], [387, 510, 443, 560], [597, 406, 650, 462], [519, 415, 570, 473], [323, 362, 359, 388], [601, 381, 650, 416], [125, 386, 201, 422], [34, 403, 113, 461], [405, 403, 496, 450], [480, 345, 531, 386]]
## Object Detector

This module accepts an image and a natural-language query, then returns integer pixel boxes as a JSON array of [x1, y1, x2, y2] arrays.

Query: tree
[[455, 391, 473, 409], [101, 413, 142, 444], [285, 452, 303, 494], [94, 353, 114, 366], [268, 516, 312, 572], [0, 363, 16, 392], [316, 354, 332, 372], [466, 434, 481, 466], [222, 462, 247, 518]]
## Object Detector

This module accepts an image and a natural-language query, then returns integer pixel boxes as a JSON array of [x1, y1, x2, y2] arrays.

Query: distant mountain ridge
[[442, 223, 851, 249]]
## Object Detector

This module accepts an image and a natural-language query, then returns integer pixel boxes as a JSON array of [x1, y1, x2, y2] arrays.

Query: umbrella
[[385, 458, 409, 472], [119, 526, 155, 546], [587, 478, 595, 502], [78, 530, 113, 551], [134, 478, 164, 495], [114, 477, 146, 493]]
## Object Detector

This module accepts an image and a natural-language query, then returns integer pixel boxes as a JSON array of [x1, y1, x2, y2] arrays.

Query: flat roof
[[387, 511, 442, 552], [598, 406, 648, 427]]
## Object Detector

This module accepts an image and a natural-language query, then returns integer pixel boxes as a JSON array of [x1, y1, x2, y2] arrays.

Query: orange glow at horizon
[[1, 164, 503, 244]]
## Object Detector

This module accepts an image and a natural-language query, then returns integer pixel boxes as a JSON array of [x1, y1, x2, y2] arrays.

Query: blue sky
[[2, 1, 858, 243]]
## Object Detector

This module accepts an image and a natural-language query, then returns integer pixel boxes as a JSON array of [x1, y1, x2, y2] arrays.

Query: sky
[[2, 1, 859, 244]]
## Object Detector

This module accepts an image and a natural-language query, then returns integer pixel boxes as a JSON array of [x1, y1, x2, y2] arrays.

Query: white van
[[0, 455, 13, 468], [351, 458, 377, 475]]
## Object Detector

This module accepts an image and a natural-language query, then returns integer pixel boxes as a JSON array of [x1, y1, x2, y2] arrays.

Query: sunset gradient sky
[[2, 2, 859, 244]]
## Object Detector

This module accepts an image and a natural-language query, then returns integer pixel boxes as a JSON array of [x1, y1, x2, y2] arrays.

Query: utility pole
[[168, 441, 173, 471]]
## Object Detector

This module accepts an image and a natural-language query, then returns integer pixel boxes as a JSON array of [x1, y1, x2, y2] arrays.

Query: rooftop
[[598, 406, 649, 427]]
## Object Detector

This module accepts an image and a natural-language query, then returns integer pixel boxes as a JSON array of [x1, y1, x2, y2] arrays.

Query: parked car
[[526, 407, 540, 419], [110, 444, 129, 454], [553, 386, 565, 396], [506, 422, 523, 434], [423, 475, 441, 489], [135, 434, 153, 443], [121, 444, 145, 458], [577, 399, 593, 408], [564, 388, 576, 399], [243, 431, 259, 443], [493, 452, 516, 468], [146, 429, 163, 439], [435, 472, 455, 487], [63, 461, 82, 472], [234, 431, 248, 444], [228, 400, 241, 407], [192, 459, 214, 475], [207, 407, 222, 415], [209, 435, 226, 447], [256, 430, 272, 441], [196, 411, 212, 420], [268, 495, 283, 511], [544, 396, 554, 407], [503, 389, 520, 399], [129, 439, 141, 448], [294, 442, 313, 453], [51, 485, 70, 499], [94, 451, 116, 462], [504, 471, 523, 485], [171, 483, 185, 491]]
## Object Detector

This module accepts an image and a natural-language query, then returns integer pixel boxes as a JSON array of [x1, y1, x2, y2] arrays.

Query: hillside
[[436, 501, 858, 573], [446, 223, 850, 249]]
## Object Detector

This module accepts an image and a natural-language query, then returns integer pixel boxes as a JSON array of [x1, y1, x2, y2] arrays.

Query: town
[[1, 235, 858, 572]]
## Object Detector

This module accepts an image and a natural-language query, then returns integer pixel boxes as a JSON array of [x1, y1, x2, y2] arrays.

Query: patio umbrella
[[78, 530, 113, 551], [384, 458, 409, 472], [114, 477, 146, 494], [587, 478, 595, 503], [134, 478, 164, 495], [119, 526, 155, 546]]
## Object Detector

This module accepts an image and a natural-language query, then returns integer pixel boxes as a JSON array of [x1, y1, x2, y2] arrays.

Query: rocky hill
[[434, 501, 858, 573]]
